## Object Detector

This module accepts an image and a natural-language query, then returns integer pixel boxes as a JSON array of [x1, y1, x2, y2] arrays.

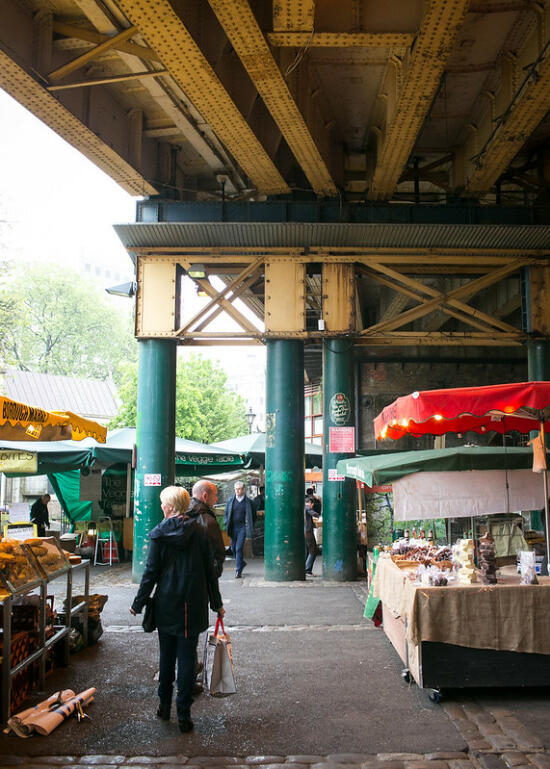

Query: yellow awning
[[0, 397, 107, 443]]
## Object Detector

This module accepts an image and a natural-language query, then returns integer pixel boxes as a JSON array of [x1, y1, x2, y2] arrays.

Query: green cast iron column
[[264, 339, 305, 581], [133, 338, 177, 582], [528, 341, 550, 381], [322, 338, 357, 581]]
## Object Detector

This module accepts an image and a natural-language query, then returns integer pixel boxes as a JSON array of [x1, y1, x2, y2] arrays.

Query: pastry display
[[390, 538, 453, 571], [0, 539, 40, 590], [23, 537, 70, 577], [454, 538, 477, 584]]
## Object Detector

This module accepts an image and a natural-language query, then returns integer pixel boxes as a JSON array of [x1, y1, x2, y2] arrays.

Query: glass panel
[[313, 391, 322, 414], [312, 436, 322, 446], [305, 397, 312, 417], [304, 419, 312, 438], [313, 417, 323, 435]]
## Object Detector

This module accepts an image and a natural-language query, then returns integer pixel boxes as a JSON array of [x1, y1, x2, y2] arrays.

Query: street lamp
[[245, 407, 256, 433]]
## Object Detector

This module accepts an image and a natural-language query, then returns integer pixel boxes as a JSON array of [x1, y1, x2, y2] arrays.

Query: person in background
[[253, 485, 265, 518], [187, 479, 225, 577], [304, 496, 320, 576], [306, 486, 322, 515], [130, 485, 224, 734], [224, 480, 254, 578], [30, 494, 50, 537]]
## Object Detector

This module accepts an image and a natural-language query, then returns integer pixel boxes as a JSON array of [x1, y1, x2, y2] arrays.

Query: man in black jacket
[[30, 494, 50, 537], [224, 481, 254, 578], [188, 480, 225, 577]]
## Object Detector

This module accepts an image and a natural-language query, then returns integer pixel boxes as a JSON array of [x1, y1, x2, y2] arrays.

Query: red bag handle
[[214, 616, 225, 636]]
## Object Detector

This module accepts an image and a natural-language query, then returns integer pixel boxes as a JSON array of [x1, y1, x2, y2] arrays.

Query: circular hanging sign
[[329, 392, 351, 425]]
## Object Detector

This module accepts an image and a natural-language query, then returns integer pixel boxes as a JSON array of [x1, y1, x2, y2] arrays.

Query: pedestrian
[[188, 479, 226, 577], [30, 494, 50, 537], [253, 485, 265, 517], [305, 496, 320, 575], [224, 480, 254, 578], [130, 485, 224, 733], [306, 486, 322, 515]]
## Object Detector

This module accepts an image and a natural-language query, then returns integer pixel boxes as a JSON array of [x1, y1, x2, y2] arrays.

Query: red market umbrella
[[374, 380, 550, 565], [374, 381, 550, 441]]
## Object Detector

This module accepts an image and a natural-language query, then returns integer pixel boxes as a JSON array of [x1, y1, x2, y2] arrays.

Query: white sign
[[80, 467, 103, 501], [328, 468, 345, 482], [144, 474, 162, 487], [9, 503, 30, 523]]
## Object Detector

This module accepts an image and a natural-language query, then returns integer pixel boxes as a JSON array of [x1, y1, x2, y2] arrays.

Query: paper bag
[[202, 617, 236, 697]]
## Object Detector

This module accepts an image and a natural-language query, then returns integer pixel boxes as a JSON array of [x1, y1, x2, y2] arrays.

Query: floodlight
[[188, 263, 207, 279], [105, 281, 137, 298]]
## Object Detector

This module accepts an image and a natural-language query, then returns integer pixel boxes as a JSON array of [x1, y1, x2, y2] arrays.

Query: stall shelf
[[374, 556, 550, 701], [0, 560, 90, 722]]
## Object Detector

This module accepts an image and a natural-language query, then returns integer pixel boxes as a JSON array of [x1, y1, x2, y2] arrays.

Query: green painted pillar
[[133, 339, 177, 582], [264, 339, 305, 581], [322, 338, 357, 581], [528, 341, 550, 381]]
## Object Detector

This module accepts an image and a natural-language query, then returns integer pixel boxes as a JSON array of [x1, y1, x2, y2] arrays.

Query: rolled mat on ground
[[4, 688, 95, 737]]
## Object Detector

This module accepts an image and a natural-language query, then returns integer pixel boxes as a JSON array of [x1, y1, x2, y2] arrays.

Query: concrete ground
[[1, 557, 549, 767]]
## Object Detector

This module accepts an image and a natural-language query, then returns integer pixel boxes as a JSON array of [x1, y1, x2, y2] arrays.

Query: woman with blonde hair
[[130, 485, 224, 733]]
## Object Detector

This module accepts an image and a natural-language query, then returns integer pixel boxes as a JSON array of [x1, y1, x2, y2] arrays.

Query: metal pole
[[264, 340, 305, 581], [133, 339, 177, 582], [322, 338, 357, 581]]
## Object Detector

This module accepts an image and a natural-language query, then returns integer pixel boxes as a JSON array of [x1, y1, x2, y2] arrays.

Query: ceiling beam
[[268, 32, 414, 47], [368, 0, 470, 200], [52, 21, 162, 62], [117, 0, 290, 195], [207, 0, 338, 196], [48, 25, 138, 81], [464, 52, 550, 195], [273, 0, 315, 31]]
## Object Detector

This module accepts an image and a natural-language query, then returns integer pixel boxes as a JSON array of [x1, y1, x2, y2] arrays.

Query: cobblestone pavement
[[3, 562, 549, 769]]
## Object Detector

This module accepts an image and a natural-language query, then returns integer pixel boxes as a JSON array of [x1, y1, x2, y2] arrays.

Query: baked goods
[[0, 539, 39, 589], [23, 537, 69, 577]]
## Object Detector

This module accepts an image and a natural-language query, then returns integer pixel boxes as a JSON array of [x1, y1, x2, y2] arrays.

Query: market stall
[[342, 381, 550, 699]]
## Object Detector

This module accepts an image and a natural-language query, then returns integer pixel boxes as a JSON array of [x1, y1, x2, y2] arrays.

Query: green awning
[[0, 439, 93, 476], [92, 427, 243, 474], [337, 446, 534, 487], [212, 432, 323, 468]]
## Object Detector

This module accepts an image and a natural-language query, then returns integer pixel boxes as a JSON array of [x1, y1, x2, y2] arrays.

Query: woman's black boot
[[157, 701, 171, 721], [178, 713, 194, 732]]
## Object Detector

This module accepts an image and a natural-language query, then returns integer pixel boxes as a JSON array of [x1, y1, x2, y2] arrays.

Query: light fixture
[[245, 406, 256, 434], [105, 281, 137, 298], [188, 263, 207, 279], [196, 285, 209, 298]]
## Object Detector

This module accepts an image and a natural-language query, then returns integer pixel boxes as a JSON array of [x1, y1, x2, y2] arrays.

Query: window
[[304, 386, 323, 445]]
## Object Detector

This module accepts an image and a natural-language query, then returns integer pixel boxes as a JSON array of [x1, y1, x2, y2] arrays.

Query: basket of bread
[[0, 539, 41, 591], [22, 537, 70, 578]]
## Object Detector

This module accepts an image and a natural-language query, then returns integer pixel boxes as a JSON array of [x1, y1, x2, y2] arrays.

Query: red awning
[[374, 381, 550, 441]]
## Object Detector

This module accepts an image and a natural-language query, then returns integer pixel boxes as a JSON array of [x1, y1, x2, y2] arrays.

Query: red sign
[[329, 426, 355, 453]]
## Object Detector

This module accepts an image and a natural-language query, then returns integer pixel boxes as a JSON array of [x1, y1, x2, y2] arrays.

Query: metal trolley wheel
[[428, 688, 443, 704]]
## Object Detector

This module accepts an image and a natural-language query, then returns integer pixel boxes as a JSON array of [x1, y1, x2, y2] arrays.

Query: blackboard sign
[[3, 522, 37, 541]]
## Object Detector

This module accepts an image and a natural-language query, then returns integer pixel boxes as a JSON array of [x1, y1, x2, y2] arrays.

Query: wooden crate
[[0, 631, 31, 718]]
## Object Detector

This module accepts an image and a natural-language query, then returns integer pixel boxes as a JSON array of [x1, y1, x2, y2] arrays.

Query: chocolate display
[[478, 531, 497, 584]]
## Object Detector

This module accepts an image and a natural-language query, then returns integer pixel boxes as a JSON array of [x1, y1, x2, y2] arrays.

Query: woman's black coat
[[131, 515, 223, 637]]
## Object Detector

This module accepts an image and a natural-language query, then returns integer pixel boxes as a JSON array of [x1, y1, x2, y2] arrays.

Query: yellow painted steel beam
[[268, 32, 414, 47], [354, 333, 523, 347], [207, 0, 337, 196], [464, 54, 550, 195], [48, 25, 138, 81], [117, 0, 290, 195], [47, 70, 168, 91], [0, 49, 155, 196], [52, 21, 162, 63], [369, 0, 470, 200], [273, 0, 315, 31]]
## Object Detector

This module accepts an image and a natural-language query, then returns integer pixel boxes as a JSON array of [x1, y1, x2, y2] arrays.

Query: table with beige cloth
[[372, 555, 550, 691]]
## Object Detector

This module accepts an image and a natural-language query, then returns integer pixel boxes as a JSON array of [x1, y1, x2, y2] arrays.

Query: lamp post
[[245, 407, 256, 433]]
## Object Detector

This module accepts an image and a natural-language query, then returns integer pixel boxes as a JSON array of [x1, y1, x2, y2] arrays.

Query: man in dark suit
[[224, 481, 254, 578]]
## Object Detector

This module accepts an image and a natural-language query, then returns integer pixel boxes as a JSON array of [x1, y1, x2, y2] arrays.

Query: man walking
[[187, 480, 226, 577], [224, 481, 254, 578], [30, 494, 50, 537]]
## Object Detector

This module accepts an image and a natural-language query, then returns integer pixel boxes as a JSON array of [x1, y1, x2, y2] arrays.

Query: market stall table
[[373, 555, 550, 700]]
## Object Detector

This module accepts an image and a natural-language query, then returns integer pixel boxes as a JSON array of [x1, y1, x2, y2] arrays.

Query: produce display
[[390, 538, 453, 570], [0, 540, 40, 590], [23, 538, 70, 577]]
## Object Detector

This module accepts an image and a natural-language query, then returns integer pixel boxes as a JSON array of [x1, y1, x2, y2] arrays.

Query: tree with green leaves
[[0, 262, 136, 383], [111, 354, 248, 443]]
